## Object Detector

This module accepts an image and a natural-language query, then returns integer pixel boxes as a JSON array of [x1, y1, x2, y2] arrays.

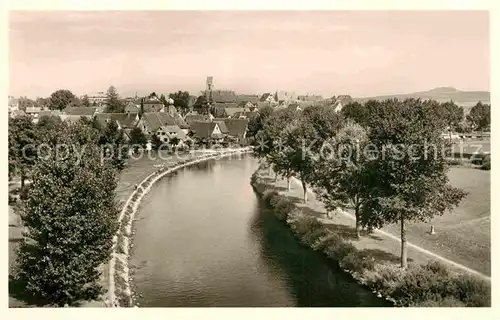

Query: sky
[[9, 10, 490, 99]]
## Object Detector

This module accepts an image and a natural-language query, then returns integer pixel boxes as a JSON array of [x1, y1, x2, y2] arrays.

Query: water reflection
[[131, 155, 389, 307]]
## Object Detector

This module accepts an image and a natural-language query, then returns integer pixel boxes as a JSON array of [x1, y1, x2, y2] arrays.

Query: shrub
[[313, 233, 344, 252], [423, 260, 450, 277], [414, 296, 467, 307], [289, 215, 323, 237], [301, 227, 328, 246], [270, 196, 295, 220], [447, 274, 491, 307], [340, 251, 376, 274], [262, 190, 279, 206], [363, 264, 407, 297], [323, 241, 357, 262], [447, 159, 464, 166], [480, 160, 491, 170]]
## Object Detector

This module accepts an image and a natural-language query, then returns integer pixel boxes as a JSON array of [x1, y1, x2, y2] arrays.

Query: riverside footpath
[[255, 168, 490, 281]]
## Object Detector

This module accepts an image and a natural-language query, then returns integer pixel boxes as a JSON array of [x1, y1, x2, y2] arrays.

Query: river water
[[130, 154, 389, 307]]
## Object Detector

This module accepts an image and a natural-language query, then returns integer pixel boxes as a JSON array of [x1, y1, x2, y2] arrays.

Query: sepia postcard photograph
[[4, 2, 495, 315]]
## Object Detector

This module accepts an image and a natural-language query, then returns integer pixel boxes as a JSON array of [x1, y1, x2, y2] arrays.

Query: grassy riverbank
[[250, 166, 490, 307]]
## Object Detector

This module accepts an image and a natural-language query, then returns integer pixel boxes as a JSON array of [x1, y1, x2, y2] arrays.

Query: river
[[130, 154, 389, 307]]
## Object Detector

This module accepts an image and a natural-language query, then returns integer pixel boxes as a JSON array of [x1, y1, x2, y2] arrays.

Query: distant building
[[260, 93, 276, 103], [25, 106, 42, 120], [142, 96, 165, 113], [84, 92, 107, 105], [62, 107, 97, 119]]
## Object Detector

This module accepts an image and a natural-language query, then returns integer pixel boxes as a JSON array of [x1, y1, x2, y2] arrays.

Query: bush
[[414, 296, 467, 307], [262, 190, 279, 206], [270, 196, 295, 220], [324, 241, 357, 262], [447, 274, 491, 307], [340, 251, 376, 274], [289, 215, 323, 237], [447, 159, 464, 166], [301, 227, 328, 246], [423, 260, 450, 277]]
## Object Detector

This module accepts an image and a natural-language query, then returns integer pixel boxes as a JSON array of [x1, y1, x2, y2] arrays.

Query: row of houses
[[10, 101, 251, 146]]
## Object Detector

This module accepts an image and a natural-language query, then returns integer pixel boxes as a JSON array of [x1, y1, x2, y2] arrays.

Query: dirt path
[[274, 175, 490, 281]]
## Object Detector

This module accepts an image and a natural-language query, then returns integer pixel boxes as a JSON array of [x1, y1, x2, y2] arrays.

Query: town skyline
[[9, 11, 489, 98]]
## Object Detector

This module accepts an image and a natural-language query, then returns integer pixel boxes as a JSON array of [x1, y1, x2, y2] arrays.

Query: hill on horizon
[[354, 87, 490, 111]]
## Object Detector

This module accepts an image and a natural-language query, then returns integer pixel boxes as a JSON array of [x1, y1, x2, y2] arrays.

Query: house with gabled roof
[[124, 101, 140, 114], [62, 107, 97, 119], [138, 112, 188, 136], [224, 118, 249, 142], [260, 93, 276, 103], [189, 121, 224, 142]]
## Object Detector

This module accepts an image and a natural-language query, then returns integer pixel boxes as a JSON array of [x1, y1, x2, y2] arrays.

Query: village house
[[274, 91, 296, 106], [333, 95, 354, 113], [25, 106, 42, 121], [124, 101, 140, 114], [184, 113, 212, 126], [260, 93, 276, 104], [225, 107, 249, 118], [287, 103, 303, 112], [83, 92, 107, 105], [236, 94, 260, 107], [213, 119, 229, 135], [62, 107, 97, 119], [95, 112, 140, 140], [9, 110, 26, 118], [224, 118, 249, 143], [138, 112, 189, 137], [142, 96, 165, 113], [189, 121, 224, 143], [297, 94, 324, 102], [38, 110, 63, 119], [155, 125, 189, 146]]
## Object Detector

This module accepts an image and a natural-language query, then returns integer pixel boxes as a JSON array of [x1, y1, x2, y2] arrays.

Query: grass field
[[382, 167, 490, 275], [266, 165, 490, 277]]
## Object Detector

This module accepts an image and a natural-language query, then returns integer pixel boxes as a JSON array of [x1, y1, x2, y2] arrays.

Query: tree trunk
[[20, 174, 25, 190], [274, 171, 278, 182], [287, 177, 291, 191], [400, 216, 408, 269], [354, 207, 360, 240], [301, 179, 307, 203], [268, 164, 272, 176]]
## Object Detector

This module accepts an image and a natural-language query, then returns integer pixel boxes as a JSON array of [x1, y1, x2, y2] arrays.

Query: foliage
[[129, 127, 148, 152], [81, 94, 91, 108], [98, 121, 129, 170], [49, 89, 79, 111], [360, 98, 467, 267], [438, 101, 464, 131], [467, 101, 490, 131], [15, 122, 119, 306], [247, 106, 273, 138], [9, 116, 39, 186], [312, 122, 370, 238], [168, 91, 190, 112], [105, 86, 125, 113], [193, 95, 209, 114]]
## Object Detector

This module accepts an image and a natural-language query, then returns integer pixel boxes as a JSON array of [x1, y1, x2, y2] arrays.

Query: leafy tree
[[193, 95, 209, 114], [9, 116, 39, 189], [151, 133, 162, 151], [341, 101, 369, 126], [35, 97, 51, 109], [312, 122, 371, 239], [49, 89, 78, 111], [15, 122, 119, 306], [467, 101, 490, 131], [247, 106, 273, 138], [129, 127, 147, 152], [361, 98, 467, 268], [98, 121, 128, 170], [170, 137, 180, 147], [169, 91, 190, 113], [254, 108, 297, 189], [81, 94, 91, 108], [439, 101, 464, 132], [18, 96, 36, 111], [105, 86, 125, 113]]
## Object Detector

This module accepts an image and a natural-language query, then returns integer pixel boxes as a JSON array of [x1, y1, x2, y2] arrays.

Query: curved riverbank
[[250, 165, 490, 307], [107, 148, 253, 307]]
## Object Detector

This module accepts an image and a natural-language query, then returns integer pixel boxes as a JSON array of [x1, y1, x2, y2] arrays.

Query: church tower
[[206, 76, 214, 103]]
